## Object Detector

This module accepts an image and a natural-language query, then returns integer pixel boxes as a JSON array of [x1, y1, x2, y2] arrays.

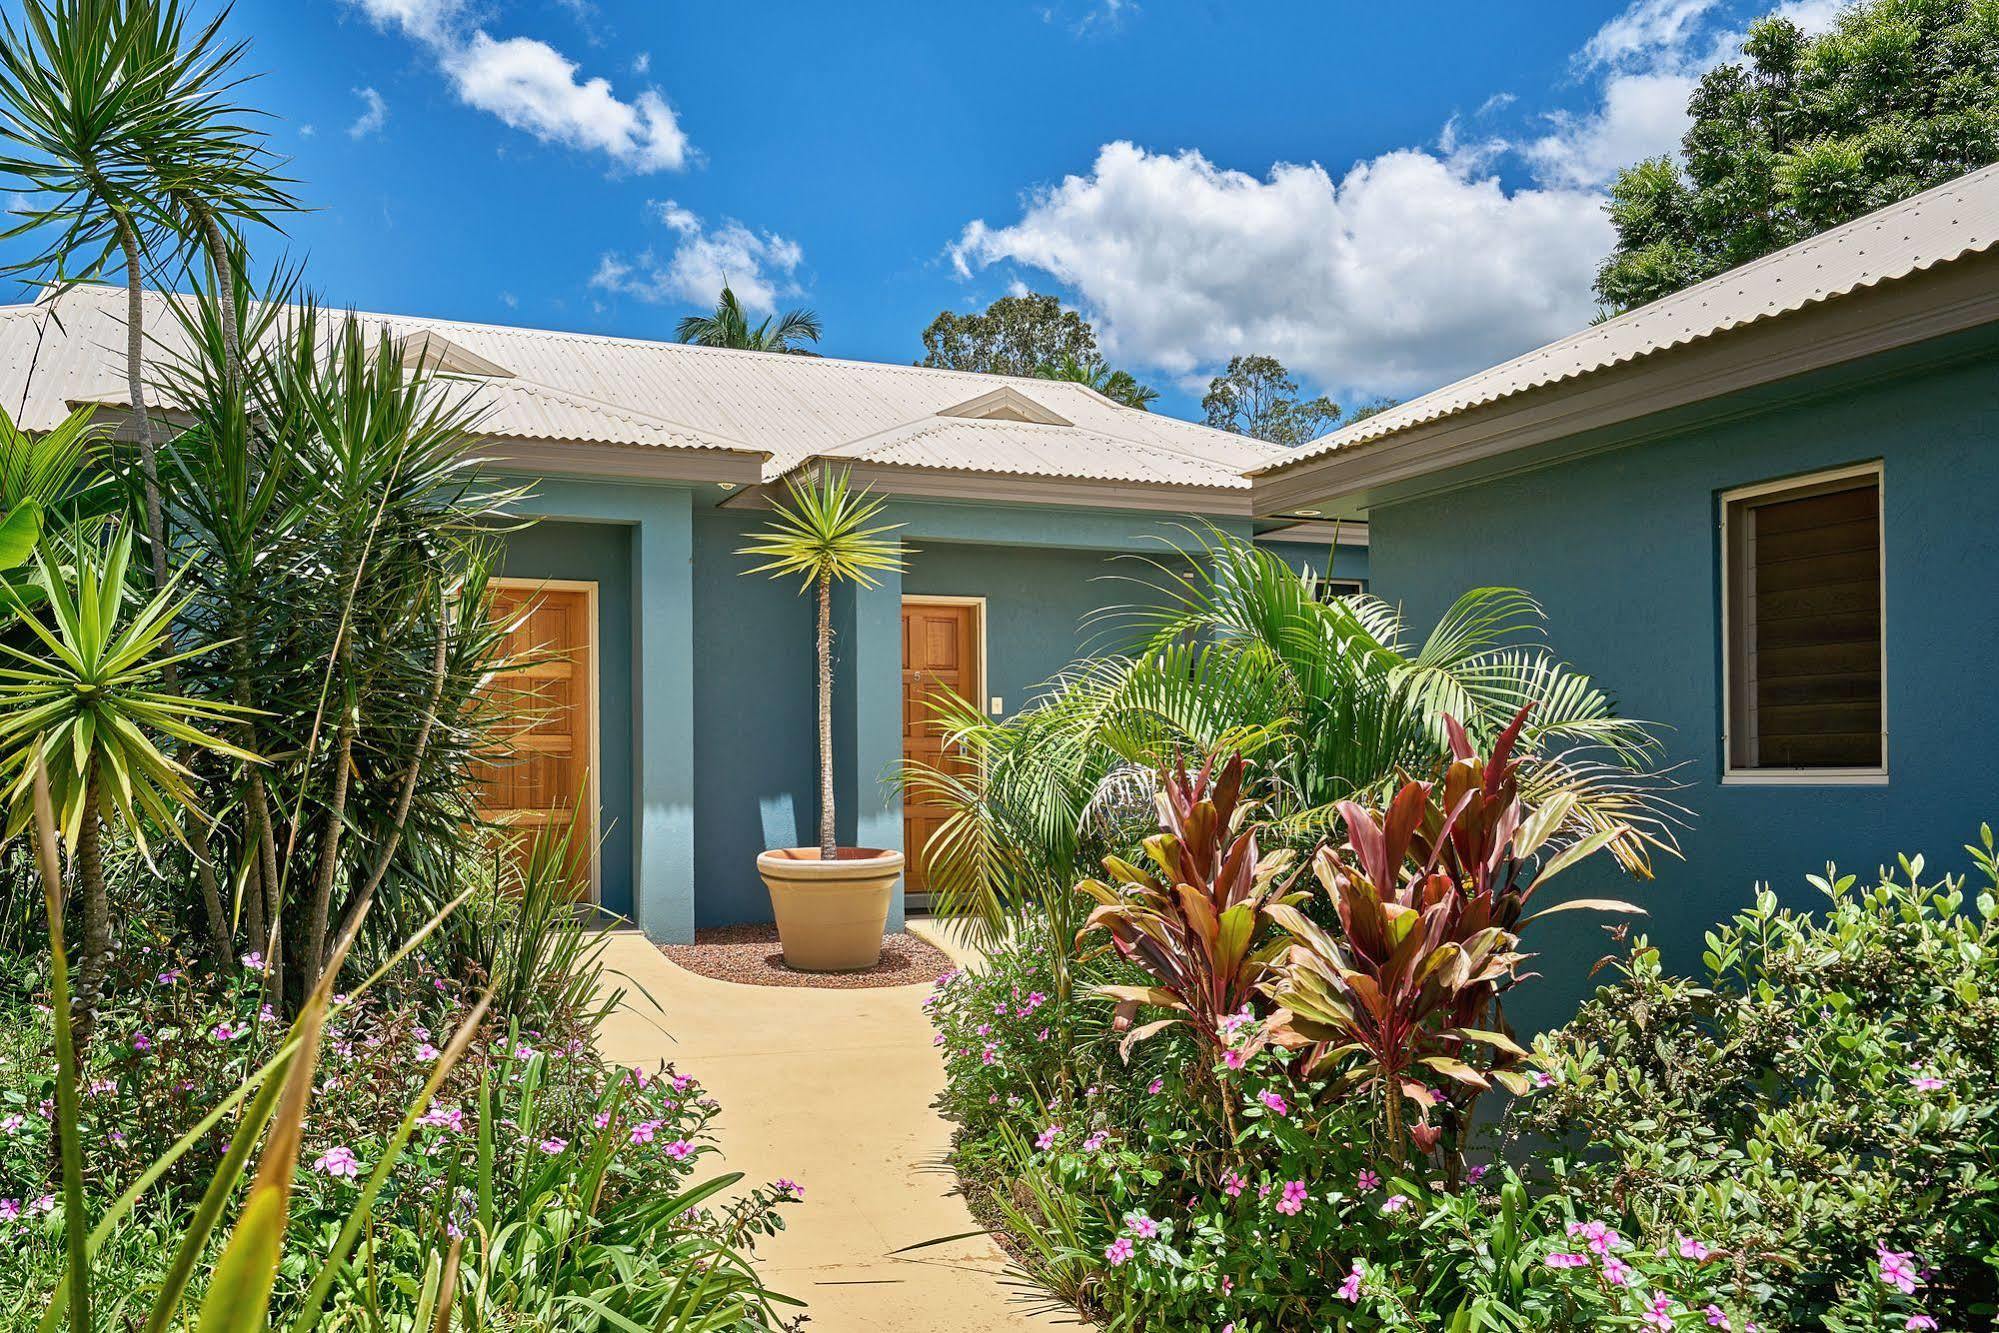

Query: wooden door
[[473, 581, 597, 900], [902, 600, 980, 898]]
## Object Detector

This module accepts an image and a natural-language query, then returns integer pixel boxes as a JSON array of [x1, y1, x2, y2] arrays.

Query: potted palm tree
[[739, 469, 907, 969]]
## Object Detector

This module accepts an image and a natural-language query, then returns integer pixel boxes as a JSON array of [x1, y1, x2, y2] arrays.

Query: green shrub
[[1513, 839, 1999, 1330]]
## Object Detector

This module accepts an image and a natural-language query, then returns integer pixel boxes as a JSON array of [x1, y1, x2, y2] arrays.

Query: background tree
[[676, 282, 823, 354], [1201, 353, 1341, 447], [1596, 0, 1999, 313], [1033, 352, 1160, 410], [920, 292, 1097, 378]]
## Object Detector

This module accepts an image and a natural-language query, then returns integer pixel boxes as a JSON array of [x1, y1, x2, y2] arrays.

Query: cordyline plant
[[1264, 705, 1644, 1169], [1075, 754, 1305, 1058]]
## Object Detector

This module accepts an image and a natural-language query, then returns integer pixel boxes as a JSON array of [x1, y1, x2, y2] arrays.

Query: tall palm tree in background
[[0, 0, 296, 969], [1034, 353, 1159, 410], [676, 282, 824, 354]]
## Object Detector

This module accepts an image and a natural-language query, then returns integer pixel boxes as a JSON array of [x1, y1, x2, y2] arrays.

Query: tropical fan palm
[[738, 468, 904, 858], [902, 528, 1678, 955], [1034, 353, 1160, 410], [675, 282, 824, 354], [0, 527, 255, 1032]]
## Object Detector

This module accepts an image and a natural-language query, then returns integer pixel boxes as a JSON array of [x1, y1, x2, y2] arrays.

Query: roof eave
[[1250, 250, 1999, 516], [736, 458, 1257, 515]]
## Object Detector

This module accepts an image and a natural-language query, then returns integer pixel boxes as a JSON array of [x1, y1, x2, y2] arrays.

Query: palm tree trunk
[[817, 571, 836, 860], [194, 206, 241, 389], [71, 776, 107, 1045], [118, 220, 233, 973]]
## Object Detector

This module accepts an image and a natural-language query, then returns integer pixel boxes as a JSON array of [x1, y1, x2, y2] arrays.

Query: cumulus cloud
[[347, 86, 388, 139], [590, 201, 805, 312], [343, 0, 687, 172], [951, 142, 1610, 398]]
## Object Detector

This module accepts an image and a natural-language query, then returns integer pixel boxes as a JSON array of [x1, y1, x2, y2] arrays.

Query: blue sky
[[4, 0, 1843, 419]]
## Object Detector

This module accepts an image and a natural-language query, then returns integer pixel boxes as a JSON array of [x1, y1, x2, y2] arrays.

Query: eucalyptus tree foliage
[[901, 530, 1680, 958]]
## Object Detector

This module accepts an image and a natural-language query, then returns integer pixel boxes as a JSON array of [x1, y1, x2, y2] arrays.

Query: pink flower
[[1600, 1256, 1633, 1287], [670, 1074, 695, 1093], [417, 1105, 464, 1132], [1275, 1180, 1309, 1216], [1877, 1245, 1920, 1295], [416, 1042, 441, 1061], [1909, 1072, 1945, 1092], [0, 1115, 24, 1135], [1544, 1253, 1590, 1270], [1337, 1259, 1364, 1303], [664, 1139, 694, 1160], [1567, 1219, 1622, 1255], [1381, 1193, 1409, 1215], [1641, 1295, 1676, 1331], [1356, 1169, 1381, 1192], [1257, 1090, 1289, 1116], [313, 1146, 361, 1179], [1704, 1305, 1732, 1329], [1905, 1319, 1938, 1331], [1035, 1125, 1060, 1151], [212, 1022, 243, 1042], [1467, 1164, 1489, 1184], [1222, 1049, 1246, 1070], [593, 1111, 612, 1130], [1147, 1077, 1164, 1095], [1127, 1213, 1159, 1239], [1082, 1131, 1108, 1152], [240, 951, 265, 971], [537, 1137, 567, 1154], [0, 1199, 18, 1221], [630, 1119, 662, 1145], [1221, 1169, 1246, 1198], [1104, 1236, 1135, 1266], [512, 1042, 537, 1061], [131, 1033, 151, 1053], [1529, 1070, 1554, 1089], [774, 1178, 803, 1199], [1677, 1232, 1713, 1261]]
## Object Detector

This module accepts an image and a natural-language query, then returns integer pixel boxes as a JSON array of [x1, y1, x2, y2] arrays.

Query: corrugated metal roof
[[1256, 161, 1999, 476], [0, 284, 1280, 490]]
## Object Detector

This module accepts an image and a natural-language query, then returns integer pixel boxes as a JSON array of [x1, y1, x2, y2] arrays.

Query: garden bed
[[660, 924, 953, 989]]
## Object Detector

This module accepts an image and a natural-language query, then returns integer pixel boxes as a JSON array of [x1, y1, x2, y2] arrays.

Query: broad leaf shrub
[[931, 750, 1999, 1329], [1512, 840, 1999, 1331]]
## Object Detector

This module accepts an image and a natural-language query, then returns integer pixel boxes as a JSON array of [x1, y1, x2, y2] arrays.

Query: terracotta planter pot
[[756, 847, 904, 971]]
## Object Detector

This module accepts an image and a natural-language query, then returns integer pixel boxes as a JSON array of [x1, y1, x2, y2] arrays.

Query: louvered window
[[1723, 465, 1885, 777]]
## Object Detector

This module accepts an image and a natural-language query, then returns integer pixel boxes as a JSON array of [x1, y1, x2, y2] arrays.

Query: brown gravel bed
[[658, 923, 953, 989]]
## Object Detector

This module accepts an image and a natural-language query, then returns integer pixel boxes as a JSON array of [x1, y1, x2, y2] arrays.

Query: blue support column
[[631, 486, 696, 942], [850, 569, 906, 931]]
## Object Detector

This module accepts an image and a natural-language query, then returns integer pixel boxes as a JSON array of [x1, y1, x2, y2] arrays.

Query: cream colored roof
[[0, 284, 1282, 492], [1257, 161, 1999, 476]]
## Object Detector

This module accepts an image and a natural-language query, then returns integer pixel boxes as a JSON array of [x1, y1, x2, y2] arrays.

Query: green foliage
[[675, 282, 823, 355], [1513, 842, 1999, 1329], [1596, 0, 1999, 311], [1200, 354, 1340, 448], [919, 292, 1098, 378], [1033, 353, 1159, 410]]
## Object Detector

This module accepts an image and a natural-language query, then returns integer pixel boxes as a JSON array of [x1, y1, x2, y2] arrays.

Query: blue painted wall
[[495, 520, 636, 918], [1366, 347, 1999, 1034], [1261, 540, 1371, 586]]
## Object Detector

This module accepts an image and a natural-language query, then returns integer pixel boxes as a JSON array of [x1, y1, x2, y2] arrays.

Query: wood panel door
[[902, 600, 981, 899], [473, 581, 598, 900]]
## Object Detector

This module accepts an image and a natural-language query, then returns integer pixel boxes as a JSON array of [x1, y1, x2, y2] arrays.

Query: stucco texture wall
[[1367, 352, 1999, 1033]]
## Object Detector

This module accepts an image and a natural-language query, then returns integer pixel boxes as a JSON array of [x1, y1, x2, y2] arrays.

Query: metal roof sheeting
[[0, 284, 1280, 490], [1256, 162, 1999, 476]]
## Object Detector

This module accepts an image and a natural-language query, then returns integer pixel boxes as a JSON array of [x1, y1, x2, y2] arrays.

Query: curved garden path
[[596, 930, 1077, 1332]]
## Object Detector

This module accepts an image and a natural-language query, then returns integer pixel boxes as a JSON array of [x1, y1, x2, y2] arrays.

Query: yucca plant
[[1263, 707, 1645, 1170], [0, 529, 255, 1035], [738, 468, 904, 859], [1075, 754, 1305, 1058]]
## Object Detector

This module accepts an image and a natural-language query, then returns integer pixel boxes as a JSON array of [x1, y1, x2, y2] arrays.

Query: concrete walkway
[[594, 930, 1076, 1332]]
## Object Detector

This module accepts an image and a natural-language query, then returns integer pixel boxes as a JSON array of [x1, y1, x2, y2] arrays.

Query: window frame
[[1718, 460, 1888, 787]]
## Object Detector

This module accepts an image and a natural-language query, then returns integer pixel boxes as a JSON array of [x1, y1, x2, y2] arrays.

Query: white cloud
[[1770, 0, 1847, 34], [1523, 69, 1695, 187], [1578, 0, 1719, 69], [499, 290, 519, 309], [591, 201, 805, 312], [347, 86, 388, 139], [342, 0, 687, 173], [950, 142, 1610, 399]]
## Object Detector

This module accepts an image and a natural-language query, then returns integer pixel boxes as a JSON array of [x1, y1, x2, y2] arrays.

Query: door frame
[[900, 595, 988, 912], [491, 576, 603, 903]]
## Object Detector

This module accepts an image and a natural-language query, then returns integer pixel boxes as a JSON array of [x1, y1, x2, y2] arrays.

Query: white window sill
[[1721, 770, 1889, 787]]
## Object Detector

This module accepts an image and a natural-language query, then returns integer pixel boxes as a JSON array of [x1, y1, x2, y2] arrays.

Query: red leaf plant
[[1264, 705, 1645, 1169], [1074, 754, 1305, 1060]]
